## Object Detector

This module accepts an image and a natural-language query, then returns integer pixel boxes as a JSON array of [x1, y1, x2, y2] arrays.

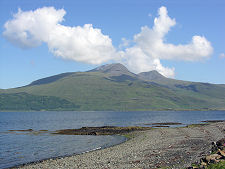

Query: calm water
[[0, 111, 225, 168]]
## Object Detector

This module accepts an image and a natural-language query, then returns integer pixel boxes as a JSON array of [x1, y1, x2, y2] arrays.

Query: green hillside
[[1, 63, 225, 111], [0, 92, 78, 111]]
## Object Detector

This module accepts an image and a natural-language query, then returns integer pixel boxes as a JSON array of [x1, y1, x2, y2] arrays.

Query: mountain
[[89, 63, 134, 76], [28, 72, 74, 86], [138, 70, 165, 81], [89, 63, 137, 82], [1, 63, 225, 111]]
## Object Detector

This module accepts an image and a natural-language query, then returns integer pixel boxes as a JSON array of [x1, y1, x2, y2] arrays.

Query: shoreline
[[13, 122, 225, 169], [9, 130, 138, 169], [2, 109, 225, 112], [10, 137, 128, 169]]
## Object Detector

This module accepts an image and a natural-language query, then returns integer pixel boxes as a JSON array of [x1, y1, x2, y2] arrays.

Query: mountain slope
[[138, 70, 225, 100], [89, 63, 136, 77], [138, 70, 165, 81], [0, 63, 225, 111], [0, 92, 78, 110], [28, 72, 74, 86]]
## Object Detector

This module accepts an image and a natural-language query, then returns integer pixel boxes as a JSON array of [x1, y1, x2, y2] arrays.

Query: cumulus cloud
[[3, 7, 65, 48], [3, 6, 213, 78], [48, 24, 115, 64], [3, 7, 115, 64], [119, 38, 130, 49], [119, 6, 213, 77], [219, 53, 225, 58], [119, 46, 175, 77]]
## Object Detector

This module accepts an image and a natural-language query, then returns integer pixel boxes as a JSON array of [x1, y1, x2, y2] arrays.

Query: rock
[[201, 120, 225, 123], [205, 154, 222, 163], [53, 126, 152, 135], [187, 167, 198, 169], [218, 149, 225, 157], [199, 164, 206, 169], [211, 141, 218, 152], [200, 161, 207, 166], [188, 138, 225, 169], [216, 138, 225, 150]]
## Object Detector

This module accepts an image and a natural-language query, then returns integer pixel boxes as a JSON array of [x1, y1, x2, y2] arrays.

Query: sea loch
[[0, 110, 225, 168]]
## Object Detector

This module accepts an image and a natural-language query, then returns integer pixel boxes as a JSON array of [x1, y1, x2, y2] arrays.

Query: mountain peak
[[89, 63, 135, 77], [138, 70, 165, 81]]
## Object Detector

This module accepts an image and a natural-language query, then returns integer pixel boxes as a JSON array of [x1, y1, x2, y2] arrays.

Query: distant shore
[[2, 108, 225, 112], [15, 122, 225, 169]]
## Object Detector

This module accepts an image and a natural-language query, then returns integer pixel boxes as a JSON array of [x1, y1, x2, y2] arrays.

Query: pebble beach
[[16, 122, 225, 169]]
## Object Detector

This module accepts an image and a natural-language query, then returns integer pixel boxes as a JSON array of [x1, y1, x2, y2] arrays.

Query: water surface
[[0, 110, 224, 168]]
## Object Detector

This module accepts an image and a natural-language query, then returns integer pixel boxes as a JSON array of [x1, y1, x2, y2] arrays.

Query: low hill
[[1, 63, 225, 111]]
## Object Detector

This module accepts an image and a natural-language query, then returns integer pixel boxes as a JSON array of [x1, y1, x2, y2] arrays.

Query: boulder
[[211, 141, 218, 152], [205, 154, 222, 163], [218, 149, 225, 157], [216, 138, 225, 150]]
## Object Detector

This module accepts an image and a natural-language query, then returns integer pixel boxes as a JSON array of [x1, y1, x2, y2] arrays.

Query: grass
[[186, 123, 210, 128], [121, 129, 144, 139], [207, 161, 225, 169], [1, 71, 225, 111], [122, 133, 134, 139], [0, 92, 78, 111]]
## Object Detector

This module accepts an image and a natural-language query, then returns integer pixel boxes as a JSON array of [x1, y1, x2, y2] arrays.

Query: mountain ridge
[[1, 63, 225, 111], [27, 63, 216, 87], [138, 70, 166, 81]]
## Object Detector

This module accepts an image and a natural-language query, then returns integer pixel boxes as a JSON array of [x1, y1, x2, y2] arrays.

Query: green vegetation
[[0, 92, 78, 111], [122, 133, 134, 139], [207, 161, 225, 169], [186, 123, 210, 128], [1, 63, 225, 111]]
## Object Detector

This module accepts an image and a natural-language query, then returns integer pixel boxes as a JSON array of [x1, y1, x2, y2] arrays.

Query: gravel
[[16, 122, 225, 169]]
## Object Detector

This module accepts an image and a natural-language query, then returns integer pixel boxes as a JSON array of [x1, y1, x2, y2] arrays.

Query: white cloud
[[3, 7, 65, 48], [3, 6, 213, 78], [48, 24, 115, 64], [219, 53, 225, 58], [3, 7, 115, 64], [119, 6, 213, 77], [119, 38, 130, 49], [120, 46, 175, 77]]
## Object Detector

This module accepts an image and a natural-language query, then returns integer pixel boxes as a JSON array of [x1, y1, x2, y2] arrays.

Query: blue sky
[[0, 0, 224, 89]]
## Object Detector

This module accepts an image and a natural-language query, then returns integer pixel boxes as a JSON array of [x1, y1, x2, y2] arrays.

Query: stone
[[216, 138, 225, 149], [205, 154, 221, 163], [218, 149, 225, 157], [200, 161, 207, 166], [199, 164, 206, 169], [211, 141, 218, 152], [188, 166, 199, 169]]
